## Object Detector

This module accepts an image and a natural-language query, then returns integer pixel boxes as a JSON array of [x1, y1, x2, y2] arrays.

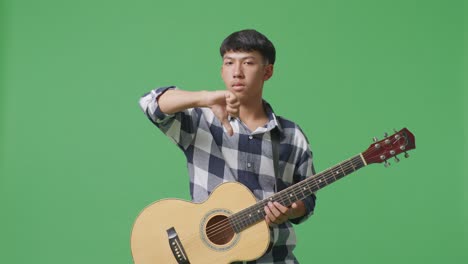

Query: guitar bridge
[[167, 227, 191, 264]]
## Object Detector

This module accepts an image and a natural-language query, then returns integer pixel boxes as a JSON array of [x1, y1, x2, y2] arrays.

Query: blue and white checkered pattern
[[139, 86, 316, 264]]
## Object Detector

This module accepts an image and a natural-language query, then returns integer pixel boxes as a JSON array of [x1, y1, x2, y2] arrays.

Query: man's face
[[221, 50, 273, 101]]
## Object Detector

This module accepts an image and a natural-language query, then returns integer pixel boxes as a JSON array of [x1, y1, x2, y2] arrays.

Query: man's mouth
[[231, 83, 245, 92]]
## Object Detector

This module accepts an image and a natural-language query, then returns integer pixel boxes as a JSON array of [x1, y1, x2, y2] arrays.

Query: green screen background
[[1, 0, 466, 263]]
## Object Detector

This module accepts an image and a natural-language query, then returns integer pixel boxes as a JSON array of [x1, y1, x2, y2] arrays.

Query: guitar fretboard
[[228, 154, 366, 233]]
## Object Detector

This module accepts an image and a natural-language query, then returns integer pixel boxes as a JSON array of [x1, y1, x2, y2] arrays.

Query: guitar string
[[203, 157, 365, 238], [203, 141, 396, 238], [202, 159, 361, 239], [217, 147, 401, 237], [230, 156, 361, 224], [203, 151, 381, 239], [202, 137, 403, 240]]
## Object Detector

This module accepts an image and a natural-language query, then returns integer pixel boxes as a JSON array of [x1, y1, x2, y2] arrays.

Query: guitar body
[[131, 182, 270, 264]]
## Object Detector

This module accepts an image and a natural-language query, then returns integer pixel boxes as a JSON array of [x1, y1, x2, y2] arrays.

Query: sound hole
[[205, 215, 235, 245]]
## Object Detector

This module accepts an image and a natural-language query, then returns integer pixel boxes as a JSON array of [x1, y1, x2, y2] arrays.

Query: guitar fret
[[286, 192, 295, 204], [350, 158, 356, 170], [330, 166, 339, 181], [338, 163, 346, 178], [315, 176, 327, 189], [309, 180, 319, 191], [229, 154, 368, 233], [343, 160, 355, 175], [281, 195, 290, 206], [299, 185, 307, 198], [326, 169, 336, 183]]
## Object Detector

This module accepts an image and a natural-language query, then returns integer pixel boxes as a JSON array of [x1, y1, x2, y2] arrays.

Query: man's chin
[[231, 90, 247, 99], [227, 87, 243, 95]]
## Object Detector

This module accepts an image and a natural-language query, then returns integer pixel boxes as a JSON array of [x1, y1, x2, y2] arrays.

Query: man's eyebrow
[[223, 55, 257, 60]]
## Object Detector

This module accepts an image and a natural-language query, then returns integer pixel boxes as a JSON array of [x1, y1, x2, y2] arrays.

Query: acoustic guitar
[[131, 128, 416, 264]]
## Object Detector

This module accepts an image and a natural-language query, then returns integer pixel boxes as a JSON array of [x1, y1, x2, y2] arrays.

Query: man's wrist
[[197, 90, 212, 108]]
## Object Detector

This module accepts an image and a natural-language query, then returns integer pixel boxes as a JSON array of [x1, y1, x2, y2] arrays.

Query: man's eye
[[244, 61, 254, 65], [224, 61, 233, 65]]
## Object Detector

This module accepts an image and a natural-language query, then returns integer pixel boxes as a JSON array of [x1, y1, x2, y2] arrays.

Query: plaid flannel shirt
[[139, 86, 316, 264]]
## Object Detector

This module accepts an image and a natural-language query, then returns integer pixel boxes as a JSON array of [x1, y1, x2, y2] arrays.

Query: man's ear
[[264, 64, 274, 81]]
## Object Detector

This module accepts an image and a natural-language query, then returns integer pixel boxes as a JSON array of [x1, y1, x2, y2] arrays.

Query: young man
[[139, 29, 316, 263]]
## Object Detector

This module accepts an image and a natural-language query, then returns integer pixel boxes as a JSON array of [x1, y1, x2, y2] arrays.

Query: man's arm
[[157, 89, 209, 114], [157, 89, 240, 136]]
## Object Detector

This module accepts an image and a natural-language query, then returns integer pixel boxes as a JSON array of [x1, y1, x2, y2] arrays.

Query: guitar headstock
[[362, 128, 416, 166]]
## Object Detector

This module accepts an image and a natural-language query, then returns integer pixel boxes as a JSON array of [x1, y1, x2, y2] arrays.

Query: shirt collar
[[228, 100, 283, 134], [263, 100, 283, 133]]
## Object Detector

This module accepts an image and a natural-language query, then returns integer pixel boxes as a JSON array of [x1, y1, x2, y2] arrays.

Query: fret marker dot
[[336, 171, 339, 174]]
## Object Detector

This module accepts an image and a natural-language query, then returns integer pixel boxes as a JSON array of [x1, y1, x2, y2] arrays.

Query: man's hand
[[264, 200, 306, 226], [206, 91, 240, 136]]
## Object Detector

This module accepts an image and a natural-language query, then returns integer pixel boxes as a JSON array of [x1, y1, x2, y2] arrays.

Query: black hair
[[220, 29, 276, 65]]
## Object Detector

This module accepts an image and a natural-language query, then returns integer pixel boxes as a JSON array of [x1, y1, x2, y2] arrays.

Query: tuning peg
[[384, 132, 388, 138], [404, 152, 410, 158], [373, 137, 378, 142], [394, 156, 400, 163], [393, 128, 398, 133], [384, 160, 391, 167]]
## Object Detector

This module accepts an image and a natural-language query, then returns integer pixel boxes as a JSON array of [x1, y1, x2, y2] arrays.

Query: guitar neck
[[229, 154, 367, 233]]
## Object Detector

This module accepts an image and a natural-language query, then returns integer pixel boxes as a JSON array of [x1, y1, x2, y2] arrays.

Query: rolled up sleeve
[[139, 86, 199, 150]]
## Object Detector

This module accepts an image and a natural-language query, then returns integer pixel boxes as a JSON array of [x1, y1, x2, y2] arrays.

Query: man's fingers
[[221, 119, 234, 136], [225, 91, 238, 103], [265, 215, 276, 227], [226, 105, 239, 117], [264, 205, 277, 223], [267, 202, 282, 218], [263, 202, 292, 226], [227, 99, 240, 107], [269, 202, 289, 221], [274, 202, 289, 214], [225, 92, 240, 117]]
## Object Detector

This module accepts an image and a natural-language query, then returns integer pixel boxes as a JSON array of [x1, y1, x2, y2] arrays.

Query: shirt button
[[249, 135, 253, 140], [247, 162, 252, 168]]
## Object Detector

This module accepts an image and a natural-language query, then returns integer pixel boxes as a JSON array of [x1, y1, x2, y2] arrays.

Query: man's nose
[[233, 63, 244, 78]]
